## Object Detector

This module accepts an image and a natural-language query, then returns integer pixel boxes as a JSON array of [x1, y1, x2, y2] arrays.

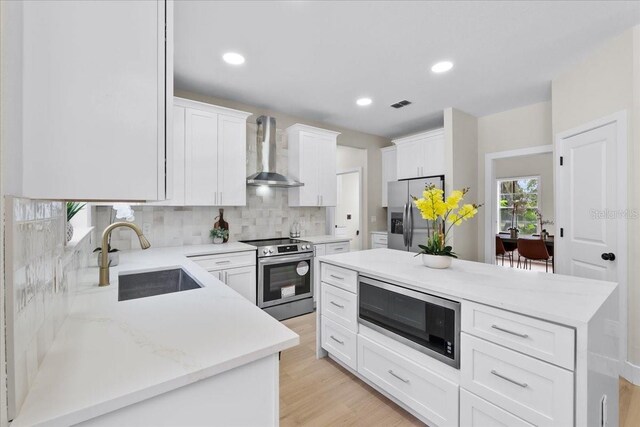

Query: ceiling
[[174, 1, 640, 138]]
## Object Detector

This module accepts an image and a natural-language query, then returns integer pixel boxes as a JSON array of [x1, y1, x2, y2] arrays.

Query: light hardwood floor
[[281, 312, 640, 426]]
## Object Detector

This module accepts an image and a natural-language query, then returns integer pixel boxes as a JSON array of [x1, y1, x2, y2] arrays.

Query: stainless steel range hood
[[247, 116, 303, 187]]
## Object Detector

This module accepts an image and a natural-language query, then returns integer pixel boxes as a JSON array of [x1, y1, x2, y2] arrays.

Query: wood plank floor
[[281, 312, 640, 426]]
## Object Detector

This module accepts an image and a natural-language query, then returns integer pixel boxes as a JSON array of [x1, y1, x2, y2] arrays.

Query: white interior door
[[556, 122, 618, 280], [335, 171, 361, 251]]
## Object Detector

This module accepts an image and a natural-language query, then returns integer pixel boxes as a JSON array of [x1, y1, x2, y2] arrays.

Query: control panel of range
[[260, 244, 312, 256]]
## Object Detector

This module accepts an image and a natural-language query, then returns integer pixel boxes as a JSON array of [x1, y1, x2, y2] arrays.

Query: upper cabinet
[[288, 124, 340, 207], [393, 129, 446, 180], [381, 146, 397, 208], [18, 0, 172, 200], [171, 97, 251, 206]]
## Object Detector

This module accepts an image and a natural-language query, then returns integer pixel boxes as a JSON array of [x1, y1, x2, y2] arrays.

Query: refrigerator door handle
[[402, 203, 409, 247], [408, 202, 414, 247]]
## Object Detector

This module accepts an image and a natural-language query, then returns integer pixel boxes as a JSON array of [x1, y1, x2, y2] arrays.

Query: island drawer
[[461, 301, 575, 370], [460, 389, 534, 427], [321, 263, 357, 293], [461, 333, 573, 426], [189, 251, 255, 271], [358, 335, 459, 427], [321, 316, 357, 370], [326, 241, 350, 255], [321, 283, 357, 332]]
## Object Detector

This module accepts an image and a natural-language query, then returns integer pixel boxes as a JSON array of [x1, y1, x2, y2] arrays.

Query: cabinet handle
[[321, 195, 323, 205], [215, 260, 231, 265], [491, 324, 529, 338], [330, 301, 344, 309], [330, 274, 344, 280], [334, 247, 343, 251], [417, 166, 419, 176], [219, 192, 222, 205], [491, 370, 528, 388], [388, 369, 410, 384], [330, 335, 344, 345]]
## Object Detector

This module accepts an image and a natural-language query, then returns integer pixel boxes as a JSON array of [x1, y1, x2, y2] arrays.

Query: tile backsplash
[[5, 197, 92, 418], [96, 122, 327, 249]]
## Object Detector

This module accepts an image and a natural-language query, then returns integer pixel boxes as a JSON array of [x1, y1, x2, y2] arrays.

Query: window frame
[[496, 175, 541, 235]]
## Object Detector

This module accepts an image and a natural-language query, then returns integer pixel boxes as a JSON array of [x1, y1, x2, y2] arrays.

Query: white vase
[[213, 237, 224, 244], [421, 254, 453, 269]]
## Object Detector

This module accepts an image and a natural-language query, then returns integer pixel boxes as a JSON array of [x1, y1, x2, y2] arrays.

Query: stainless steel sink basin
[[118, 268, 202, 301]]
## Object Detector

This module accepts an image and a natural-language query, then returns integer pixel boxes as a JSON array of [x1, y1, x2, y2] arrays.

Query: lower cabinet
[[460, 389, 534, 427], [213, 266, 256, 304], [357, 335, 459, 427], [321, 316, 357, 370]]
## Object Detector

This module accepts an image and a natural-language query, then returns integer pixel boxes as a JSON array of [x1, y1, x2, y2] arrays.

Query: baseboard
[[621, 360, 640, 385]]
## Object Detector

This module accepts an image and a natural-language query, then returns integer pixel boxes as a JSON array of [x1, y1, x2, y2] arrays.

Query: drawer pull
[[334, 248, 344, 251], [491, 324, 529, 338], [491, 369, 528, 388], [330, 274, 345, 280], [388, 369, 410, 384], [330, 335, 344, 345], [215, 260, 231, 265], [330, 301, 345, 309]]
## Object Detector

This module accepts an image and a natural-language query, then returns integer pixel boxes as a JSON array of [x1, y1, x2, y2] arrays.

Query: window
[[497, 177, 540, 235]]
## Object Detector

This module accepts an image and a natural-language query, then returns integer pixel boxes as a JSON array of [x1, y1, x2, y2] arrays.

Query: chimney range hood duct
[[247, 116, 303, 188]]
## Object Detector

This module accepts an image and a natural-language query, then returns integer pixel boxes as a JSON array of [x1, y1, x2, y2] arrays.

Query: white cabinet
[[371, 232, 388, 249], [19, 0, 171, 200], [189, 251, 257, 304], [169, 98, 250, 206], [287, 124, 340, 207], [381, 146, 397, 207], [394, 129, 445, 180], [460, 389, 534, 427]]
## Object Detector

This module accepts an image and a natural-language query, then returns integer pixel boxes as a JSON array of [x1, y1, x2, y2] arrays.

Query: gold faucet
[[99, 222, 151, 286]]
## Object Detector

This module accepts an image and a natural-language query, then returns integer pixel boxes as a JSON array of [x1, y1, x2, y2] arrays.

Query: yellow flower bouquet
[[412, 184, 482, 262]]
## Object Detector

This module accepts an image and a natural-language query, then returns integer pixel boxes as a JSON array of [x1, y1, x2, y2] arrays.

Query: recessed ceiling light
[[431, 61, 453, 73], [223, 52, 245, 65], [356, 97, 372, 106]]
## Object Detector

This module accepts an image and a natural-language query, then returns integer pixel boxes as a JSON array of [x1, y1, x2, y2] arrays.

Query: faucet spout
[[99, 222, 151, 286]]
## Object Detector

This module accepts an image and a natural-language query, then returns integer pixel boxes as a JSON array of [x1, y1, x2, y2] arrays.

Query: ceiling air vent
[[391, 100, 412, 109]]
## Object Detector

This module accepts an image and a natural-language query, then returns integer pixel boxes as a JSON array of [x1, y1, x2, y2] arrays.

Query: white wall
[[445, 108, 479, 261], [494, 153, 555, 234], [476, 101, 553, 261], [551, 26, 640, 366]]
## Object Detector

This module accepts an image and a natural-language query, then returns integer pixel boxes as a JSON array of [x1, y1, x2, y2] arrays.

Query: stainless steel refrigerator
[[387, 176, 445, 252]]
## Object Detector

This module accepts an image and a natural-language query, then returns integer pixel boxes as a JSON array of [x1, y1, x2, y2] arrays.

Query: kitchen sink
[[118, 268, 202, 301]]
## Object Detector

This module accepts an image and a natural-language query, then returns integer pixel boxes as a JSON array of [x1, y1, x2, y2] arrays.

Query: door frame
[[554, 110, 628, 378], [484, 145, 553, 264], [327, 167, 363, 251]]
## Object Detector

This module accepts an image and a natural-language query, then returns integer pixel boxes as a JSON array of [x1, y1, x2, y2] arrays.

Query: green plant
[[66, 201, 86, 222], [210, 228, 229, 240]]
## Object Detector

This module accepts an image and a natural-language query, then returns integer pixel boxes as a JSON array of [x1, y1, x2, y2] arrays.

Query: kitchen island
[[11, 244, 299, 426], [316, 248, 619, 426]]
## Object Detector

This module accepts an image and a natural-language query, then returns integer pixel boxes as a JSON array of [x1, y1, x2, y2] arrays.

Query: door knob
[[601, 253, 616, 261]]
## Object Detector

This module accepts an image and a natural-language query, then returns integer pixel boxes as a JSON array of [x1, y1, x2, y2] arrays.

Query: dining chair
[[517, 238, 552, 272], [495, 235, 513, 267]]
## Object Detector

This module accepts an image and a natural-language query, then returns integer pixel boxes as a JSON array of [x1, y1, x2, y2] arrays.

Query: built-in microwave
[[358, 276, 461, 368]]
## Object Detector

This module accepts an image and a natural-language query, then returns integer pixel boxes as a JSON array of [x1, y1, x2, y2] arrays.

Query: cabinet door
[[421, 134, 446, 177], [396, 139, 423, 179], [381, 148, 397, 207], [169, 105, 186, 205], [185, 108, 218, 205], [222, 266, 256, 304], [297, 132, 321, 206], [318, 135, 337, 206], [21, 0, 167, 200], [218, 114, 247, 206]]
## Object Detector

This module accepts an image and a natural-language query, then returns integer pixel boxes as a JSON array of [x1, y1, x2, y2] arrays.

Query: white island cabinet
[[316, 249, 620, 427], [15, 0, 172, 201]]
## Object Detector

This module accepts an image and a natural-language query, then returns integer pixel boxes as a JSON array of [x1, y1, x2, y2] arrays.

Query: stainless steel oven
[[241, 238, 315, 321], [358, 276, 461, 368]]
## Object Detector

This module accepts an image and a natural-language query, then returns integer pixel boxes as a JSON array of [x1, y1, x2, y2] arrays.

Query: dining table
[[497, 234, 554, 253]]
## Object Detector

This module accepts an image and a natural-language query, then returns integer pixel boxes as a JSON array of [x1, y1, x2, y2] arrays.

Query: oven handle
[[258, 253, 314, 265]]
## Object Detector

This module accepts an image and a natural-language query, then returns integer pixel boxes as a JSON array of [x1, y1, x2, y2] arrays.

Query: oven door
[[258, 253, 313, 308], [358, 276, 460, 368]]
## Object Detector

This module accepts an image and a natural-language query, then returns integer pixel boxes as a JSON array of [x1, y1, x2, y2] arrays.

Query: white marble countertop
[[301, 235, 352, 244], [12, 244, 298, 427], [319, 248, 617, 326]]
